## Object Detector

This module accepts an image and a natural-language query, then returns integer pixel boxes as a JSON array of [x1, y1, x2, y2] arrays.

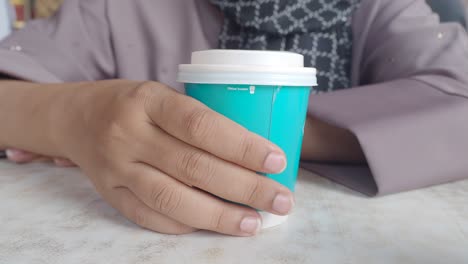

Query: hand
[[54, 80, 293, 236]]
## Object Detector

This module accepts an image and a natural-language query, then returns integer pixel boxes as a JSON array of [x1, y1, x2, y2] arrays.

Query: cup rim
[[177, 50, 318, 87]]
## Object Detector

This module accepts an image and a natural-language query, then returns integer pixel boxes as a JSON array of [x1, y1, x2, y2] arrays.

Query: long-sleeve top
[[0, 0, 467, 196]]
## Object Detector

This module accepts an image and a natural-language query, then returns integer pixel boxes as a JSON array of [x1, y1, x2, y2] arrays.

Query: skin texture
[[0, 80, 298, 236], [0, 79, 364, 236]]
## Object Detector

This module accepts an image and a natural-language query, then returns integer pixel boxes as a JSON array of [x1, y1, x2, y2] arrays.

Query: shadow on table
[[300, 162, 376, 198], [16, 164, 141, 231]]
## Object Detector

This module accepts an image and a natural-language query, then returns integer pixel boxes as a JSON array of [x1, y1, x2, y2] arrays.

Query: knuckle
[[129, 81, 158, 100], [176, 151, 216, 187], [210, 206, 227, 231], [128, 81, 172, 124], [236, 132, 256, 163], [156, 92, 179, 127], [134, 206, 149, 228], [150, 184, 182, 215], [184, 108, 216, 143], [123, 81, 157, 111], [241, 177, 263, 205]]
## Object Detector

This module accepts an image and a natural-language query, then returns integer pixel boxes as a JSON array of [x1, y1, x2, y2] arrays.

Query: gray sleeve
[[303, 0, 468, 196], [0, 0, 115, 82]]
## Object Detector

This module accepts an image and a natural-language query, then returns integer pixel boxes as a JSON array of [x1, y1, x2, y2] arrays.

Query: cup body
[[178, 50, 316, 228], [185, 83, 310, 191]]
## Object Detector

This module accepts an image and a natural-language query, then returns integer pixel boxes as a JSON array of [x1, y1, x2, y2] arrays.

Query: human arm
[[0, 0, 294, 236], [302, 0, 468, 196]]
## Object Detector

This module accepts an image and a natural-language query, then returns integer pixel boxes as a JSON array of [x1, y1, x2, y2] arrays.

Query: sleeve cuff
[[303, 78, 468, 196]]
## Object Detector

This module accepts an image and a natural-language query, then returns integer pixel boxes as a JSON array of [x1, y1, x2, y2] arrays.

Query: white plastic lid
[[177, 50, 317, 86], [259, 212, 289, 229]]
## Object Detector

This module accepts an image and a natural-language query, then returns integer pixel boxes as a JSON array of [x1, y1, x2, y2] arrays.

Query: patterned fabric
[[211, 0, 361, 92]]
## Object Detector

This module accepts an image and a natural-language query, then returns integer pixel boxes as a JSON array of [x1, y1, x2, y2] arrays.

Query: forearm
[[301, 116, 365, 163], [0, 80, 72, 157], [1, 80, 366, 164]]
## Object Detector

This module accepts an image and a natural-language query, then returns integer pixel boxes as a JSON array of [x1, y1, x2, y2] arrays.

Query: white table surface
[[0, 161, 467, 264]]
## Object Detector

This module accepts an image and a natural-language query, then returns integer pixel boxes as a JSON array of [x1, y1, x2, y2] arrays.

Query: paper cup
[[178, 50, 317, 228]]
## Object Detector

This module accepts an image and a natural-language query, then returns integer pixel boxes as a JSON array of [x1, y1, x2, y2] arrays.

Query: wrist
[[0, 81, 68, 155], [49, 79, 141, 160], [48, 82, 91, 159], [301, 116, 365, 163]]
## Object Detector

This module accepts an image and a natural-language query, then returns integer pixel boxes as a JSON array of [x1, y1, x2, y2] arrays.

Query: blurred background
[[4, 0, 468, 22], [1, 0, 468, 41]]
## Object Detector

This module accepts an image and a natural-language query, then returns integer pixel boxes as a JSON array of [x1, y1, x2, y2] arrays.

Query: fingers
[[106, 186, 197, 235], [128, 164, 263, 236], [5, 148, 77, 167], [6, 149, 41, 163], [53, 158, 77, 167], [138, 127, 294, 216], [144, 83, 287, 174]]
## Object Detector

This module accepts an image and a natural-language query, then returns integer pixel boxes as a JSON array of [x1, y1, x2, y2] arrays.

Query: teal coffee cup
[[177, 50, 317, 228]]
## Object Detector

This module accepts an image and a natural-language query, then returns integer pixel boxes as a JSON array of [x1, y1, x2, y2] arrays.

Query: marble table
[[0, 161, 467, 264]]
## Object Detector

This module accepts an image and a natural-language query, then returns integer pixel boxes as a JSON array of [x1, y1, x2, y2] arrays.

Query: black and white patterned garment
[[210, 0, 361, 93]]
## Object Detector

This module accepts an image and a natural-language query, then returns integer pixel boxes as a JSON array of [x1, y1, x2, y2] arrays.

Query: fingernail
[[272, 194, 294, 215], [240, 216, 262, 235], [263, 152, 286, 173], [5, 149, 24, 159]]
